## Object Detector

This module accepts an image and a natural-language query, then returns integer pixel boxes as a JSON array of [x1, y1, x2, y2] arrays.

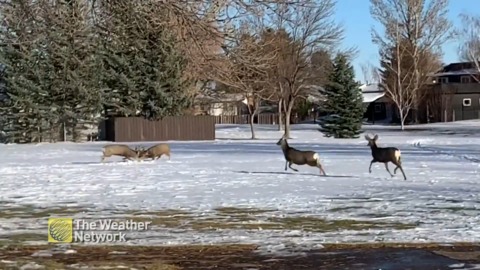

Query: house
[[360, 83, 394, 123], [193, 92, 247, 116], [427, 61, 480, 122]]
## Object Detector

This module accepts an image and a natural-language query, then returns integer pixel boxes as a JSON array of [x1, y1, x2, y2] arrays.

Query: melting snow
[[0, 120, 480, 253]]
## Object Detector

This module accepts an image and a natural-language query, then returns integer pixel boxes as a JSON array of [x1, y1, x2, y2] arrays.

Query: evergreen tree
[[0, 0, 102, 142], [37, 0, 102, 141], [319, 54, 364, 138], [0, 0, 51, 143], [95, 1, 193, 120]]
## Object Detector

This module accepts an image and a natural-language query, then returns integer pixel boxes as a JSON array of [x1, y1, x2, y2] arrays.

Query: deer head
[[276, 135, 288, 146], [364, 134, 379, 147]]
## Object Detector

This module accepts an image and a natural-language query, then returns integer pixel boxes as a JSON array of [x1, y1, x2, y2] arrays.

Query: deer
[[365, 134, 407, 180], [137, 143, 171, 161], [101, 144, 142, 162], [276, 136, 326, 175]]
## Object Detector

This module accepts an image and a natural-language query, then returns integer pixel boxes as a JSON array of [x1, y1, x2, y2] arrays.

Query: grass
[[0, 206, 418, 246], [328, 206, 365, 212], [1, 243, 480, 269], [127, 208, 416, 232], [0, 259, 182, 270], [427, 206, 479, 212], [0, 205, 87, 219], [214, 206, 277, 215], [0, 244, 256, 270], [0, 233, 45, 244]]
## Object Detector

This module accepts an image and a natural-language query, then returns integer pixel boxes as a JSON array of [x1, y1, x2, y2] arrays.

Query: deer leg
[[384, 163, 394, 177], [317, 163, 326, 176], [369, 159, 375, 173], [393, 161, 407, 180], [288, 162, 299, 172], [393, 160, 401, 174], [284, 160, 288, 171]]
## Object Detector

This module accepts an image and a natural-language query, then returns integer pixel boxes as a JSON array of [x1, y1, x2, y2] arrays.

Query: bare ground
[[1, 243, 480, 270]]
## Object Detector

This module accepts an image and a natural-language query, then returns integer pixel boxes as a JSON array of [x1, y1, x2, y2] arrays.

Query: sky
[[335, 0, 480, 83]]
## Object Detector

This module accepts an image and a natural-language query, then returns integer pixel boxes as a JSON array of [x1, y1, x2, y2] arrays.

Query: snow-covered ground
[[1, 120, 480, 253]]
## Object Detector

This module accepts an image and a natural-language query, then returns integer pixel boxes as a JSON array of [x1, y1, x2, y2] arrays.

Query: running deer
[[365, 134, 407, 180], [276, 136, 326, 175]]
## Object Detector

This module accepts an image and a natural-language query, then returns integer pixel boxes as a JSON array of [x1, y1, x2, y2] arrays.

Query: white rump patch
[[394, 150, 401, 161], [313, 153, 319, 160]]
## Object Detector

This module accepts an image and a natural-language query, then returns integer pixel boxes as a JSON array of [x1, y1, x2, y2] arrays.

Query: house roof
[[359, 83, 381, 93], [430, 69, 478, 77], [359, 83, 385, 103], [363, 92, 385, 103], [430, 61, 479, 77], [303, 84, 326, 103], [195, 92, 244, 103]]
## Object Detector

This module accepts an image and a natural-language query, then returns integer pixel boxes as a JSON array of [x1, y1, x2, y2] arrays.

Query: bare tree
[[360, 62, 377, 84], [376, 26, 415, 130], [457, 13, 480, 82], [262, 0, 347, 138], [370, 0, 452, 124], [130, 0, 319, 98], [208, 24, 277, 139]]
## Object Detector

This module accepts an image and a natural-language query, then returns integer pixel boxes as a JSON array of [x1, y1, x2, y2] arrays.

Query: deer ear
[[364, 134, 370, 140], [373, 134, 378, 141]]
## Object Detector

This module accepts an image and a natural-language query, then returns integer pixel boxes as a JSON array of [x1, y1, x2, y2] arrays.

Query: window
[[439, 77, 449, 84], [374, 104, 382, 113], [461, 76, 471, 83], [463, 98, 471, 107]]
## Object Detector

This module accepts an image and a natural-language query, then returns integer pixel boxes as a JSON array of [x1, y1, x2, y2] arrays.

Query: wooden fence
[[214, 113, 279, 125], [103, 116, 216, 142]]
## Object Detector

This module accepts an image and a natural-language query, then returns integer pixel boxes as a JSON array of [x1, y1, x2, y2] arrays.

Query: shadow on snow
[[233, 170, 358, 178]]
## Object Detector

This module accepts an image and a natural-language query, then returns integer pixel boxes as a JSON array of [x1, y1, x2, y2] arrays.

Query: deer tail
[[394, 150, 401, 163], [313, 153, 320, 164]]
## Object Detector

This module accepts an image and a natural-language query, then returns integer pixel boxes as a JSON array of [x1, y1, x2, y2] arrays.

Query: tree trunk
[[284, 98, 295, 138], [399, 109, 405, 131], [249, 111, 256, 139], [277, 99, 284, 131], [247, 101, 259, 140]]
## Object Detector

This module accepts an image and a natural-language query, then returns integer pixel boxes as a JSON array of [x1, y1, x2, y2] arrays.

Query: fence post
[[452, 110, 455, 122]]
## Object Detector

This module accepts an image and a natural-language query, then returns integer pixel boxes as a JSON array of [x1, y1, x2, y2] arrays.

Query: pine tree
[[37, 0, 103, 141], [319, 54, 365, 138], [0, 0, 51, 143], [0, 0, 103, 142], [95, 1, 193, 120]]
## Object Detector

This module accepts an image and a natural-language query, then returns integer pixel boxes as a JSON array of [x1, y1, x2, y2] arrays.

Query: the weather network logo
[[48, 218, 73, 243]]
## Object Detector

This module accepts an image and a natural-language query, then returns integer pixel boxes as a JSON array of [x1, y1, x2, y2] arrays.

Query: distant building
[[427, 61, 480, 122], [360, 83, 393, 123], [193, 92, 247, 116]]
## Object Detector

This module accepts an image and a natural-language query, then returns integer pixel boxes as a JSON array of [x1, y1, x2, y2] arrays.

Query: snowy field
[[1, 120, 480, 253]]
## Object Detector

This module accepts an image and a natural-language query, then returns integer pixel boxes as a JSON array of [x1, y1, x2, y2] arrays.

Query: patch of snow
[[19, 262, 44, 269], [0, 122, 480, 254]]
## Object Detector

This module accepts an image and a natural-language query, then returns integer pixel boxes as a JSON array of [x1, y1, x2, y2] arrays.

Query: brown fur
[[138, 143, 171, 161], [101, 144, 141, 162], [365, 134, 407, 180], [276, 137, 326, 175]]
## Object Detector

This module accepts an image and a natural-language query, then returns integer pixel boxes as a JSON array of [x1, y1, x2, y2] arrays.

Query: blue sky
[[335, 0, 480, 82]]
